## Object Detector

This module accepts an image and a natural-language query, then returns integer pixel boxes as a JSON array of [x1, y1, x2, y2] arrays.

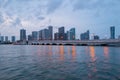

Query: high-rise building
[[118, 35, 120, 39], [20, 29, 26, 41], [54, 33, 59, 40], [58, 27, 66, 40], [110, 26, 115, 39], [93, 35, 100, 40], [48, 26, 53, 40], [0, 33, 1, 42], [64, 33, 67, 40], [32, 31, 38, 40], [80, 30, 90, 40], [69, 28, 76, 40], [67, 31, 70, 40], [5, 36, 9, 42], [1, 36, 4, 42], [59, 27, 65, 34], [42, 29, 49, 40], [38, 30, 42, 40], [11, 36, 16, 42], [28, 35, 32, 41]]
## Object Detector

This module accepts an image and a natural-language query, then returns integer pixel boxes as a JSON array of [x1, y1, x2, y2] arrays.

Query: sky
[[0, 0, 120, 40]]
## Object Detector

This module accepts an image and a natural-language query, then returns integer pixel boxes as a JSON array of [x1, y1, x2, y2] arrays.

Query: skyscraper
[[67, 28, 76, 40], [42, 29, 49, 40], [59, 27, 65, 34], [28, 35, 32, 41], [93, 35, 100, 40], [110, 26, 115, 39], [80, 30, 90, 40], [54, 32, 59, 40], [11, 36, 16, 42], [20, 29, 26, 41], [58, 27, 66, 40], [69, 28, 76, 40], [1, 36, 4, 42], [38, 30, 42, 40], [118, 35, 120, 39], [67, 31, 70, 40], [5, 36, 9, 42], [48, 26, 53, 40], [0, 33, 1, 42], [32, 31, 38, 40]]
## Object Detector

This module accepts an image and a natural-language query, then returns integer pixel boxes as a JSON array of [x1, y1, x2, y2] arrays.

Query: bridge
[[28, 39, 120, 46]]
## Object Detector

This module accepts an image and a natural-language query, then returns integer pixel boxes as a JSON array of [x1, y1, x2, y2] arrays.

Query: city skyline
[[0, 1, 120, 79], [0, 26, 119, 42], [0, 0, 120, 39]]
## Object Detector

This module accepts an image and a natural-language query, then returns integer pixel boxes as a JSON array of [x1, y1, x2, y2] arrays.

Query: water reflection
[[89, 46, 96, 62], [59, 45, 64, 61], [103, 47, 109, 58], [85, 46, 89, 54], [37, 46, 42, 56], [0, 45, 120, 80], [48, 45, 52, 57], [103, 47, 110, 64], [67, 46, 71, 56], [89, 46, 97, 72], [71, 46, 76, 61]]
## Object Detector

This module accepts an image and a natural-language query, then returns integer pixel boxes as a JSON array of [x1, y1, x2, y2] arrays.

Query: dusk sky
[[0, 0, 120, 39]]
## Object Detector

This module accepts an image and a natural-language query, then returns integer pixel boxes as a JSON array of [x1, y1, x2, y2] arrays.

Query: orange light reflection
[[72, 46, 76, 61], [89, 46, 96, 62], [59, 45, 64, 61], [89, 46, 97, 72], [48, 45, 52, 57], [103, 47, 109, 58]]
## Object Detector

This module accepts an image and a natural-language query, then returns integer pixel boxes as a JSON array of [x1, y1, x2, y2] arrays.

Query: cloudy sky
[[0, 0, 120, 40]]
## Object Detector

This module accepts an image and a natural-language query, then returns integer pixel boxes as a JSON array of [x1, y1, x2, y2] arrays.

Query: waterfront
[[0, 45, 120, 80]]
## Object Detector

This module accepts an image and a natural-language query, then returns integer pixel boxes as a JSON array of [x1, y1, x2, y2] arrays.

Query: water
[[0, 45, 120, 80]]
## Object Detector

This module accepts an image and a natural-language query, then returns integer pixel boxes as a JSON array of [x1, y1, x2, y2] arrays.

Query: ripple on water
[[0, 46, 120, 80]]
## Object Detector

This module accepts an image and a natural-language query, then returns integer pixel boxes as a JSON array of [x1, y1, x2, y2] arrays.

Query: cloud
[[0, 0, 45, 28], [0, 13, 4, 24], [72, 0, 120, 11], [0, 0, 120, 39], [37, 16, 45, 20], [12, 18, 22, 27], [0, 0, 65, 30], [46, 0, 64, 14], [0, 0, 10, 8], [0, 11, 12, 25]]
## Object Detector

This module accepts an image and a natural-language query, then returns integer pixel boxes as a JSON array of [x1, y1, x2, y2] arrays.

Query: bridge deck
[[28, 39, 120, 46]]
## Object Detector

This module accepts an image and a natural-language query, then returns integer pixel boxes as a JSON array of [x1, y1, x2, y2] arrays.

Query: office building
[[38, 26, 53, 40], [32, 31, 38, 40], [80, 30, 90, 40], [68, 28, 76, 40], [5, 36, 8, 42], [42, 29, 49, 40], [38, 30, 42, 40], [93, 35, 100, 40], [110, 26, 115, 39], [1, 36, 4, 42], [67, 31, 70, 40], [11, 36, 16, 42], [0, 33, 1, 42], [20, 29, 26, 41], [118, 35, 120, 39], [59, 27, 65, 34], [58, 27, 67, 40], [28, 35, 32, 41], [48, 26, 53, 40], [54, 33, 59, 40]]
